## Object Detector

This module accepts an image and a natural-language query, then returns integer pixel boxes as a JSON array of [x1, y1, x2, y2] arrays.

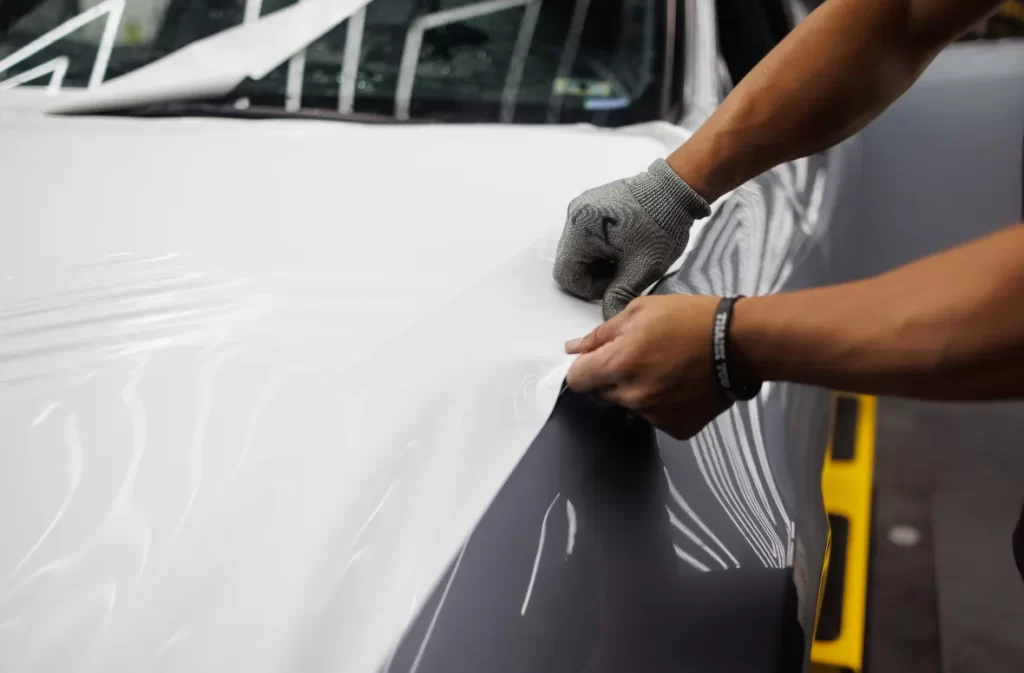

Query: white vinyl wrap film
[[0, 110, 710, 673], [37, 0, 373, 114]]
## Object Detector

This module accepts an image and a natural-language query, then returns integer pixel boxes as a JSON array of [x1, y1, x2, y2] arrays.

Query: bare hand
[[564, 294, 732, 439]]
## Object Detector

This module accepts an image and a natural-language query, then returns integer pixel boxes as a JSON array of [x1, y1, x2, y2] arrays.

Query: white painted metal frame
[[394, 0, 542, 122], [244, 0, 267, 24], [499, 0, 541, 122], [544, 0, 590, 123], [246, 0, 369, 112], [660, 0, 677, 120], [282, 2, 368, 114], [338, 7, 366, 113], [0, 56, 69, 93], [286, 44, 308, 110], [0, 0, 124, 90], [680, 0, 719, 127], [285, 0, 310, 111]]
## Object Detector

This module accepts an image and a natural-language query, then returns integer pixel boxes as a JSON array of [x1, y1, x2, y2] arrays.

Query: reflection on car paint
[[521, 492, 561, 615], [0, 0, 853, 661], [564, 498, 577, 557], [368, 147, 842, 673], [664, 463, 737, 568]]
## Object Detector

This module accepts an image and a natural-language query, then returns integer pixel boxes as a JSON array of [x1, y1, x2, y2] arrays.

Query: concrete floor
[[865, 398, 1024, 672]]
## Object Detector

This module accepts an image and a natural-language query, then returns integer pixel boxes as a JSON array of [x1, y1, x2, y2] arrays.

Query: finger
[[594, 384, 644, 411], [553, 257, 615, 301], [602, 254, 668, 320], [552, 219, 618, 301], [565, 344, 624, 392], [564, 310, 631, 354]]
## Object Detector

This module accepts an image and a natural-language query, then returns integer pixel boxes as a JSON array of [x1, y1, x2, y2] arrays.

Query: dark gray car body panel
[[380, 142, 860, 673], [388, 40, 1024, 672]]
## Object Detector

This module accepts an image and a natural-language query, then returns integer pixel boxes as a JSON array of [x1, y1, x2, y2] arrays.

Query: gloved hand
[[553, 159, 711, 319]]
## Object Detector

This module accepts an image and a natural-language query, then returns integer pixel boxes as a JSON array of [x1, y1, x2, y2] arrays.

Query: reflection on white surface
[[29, 401, 59, 427], [3, 413, 82, 585]]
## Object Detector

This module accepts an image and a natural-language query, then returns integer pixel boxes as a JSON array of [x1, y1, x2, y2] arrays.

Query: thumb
[[602, 257, 666, 320]]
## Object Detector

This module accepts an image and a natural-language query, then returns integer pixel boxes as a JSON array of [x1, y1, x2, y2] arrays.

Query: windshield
[[0, 0, 671, 125]]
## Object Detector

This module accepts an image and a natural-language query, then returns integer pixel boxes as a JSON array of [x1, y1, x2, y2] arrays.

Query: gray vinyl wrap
[[378, 140, 863, 673], [386, 40, 1024, 673]]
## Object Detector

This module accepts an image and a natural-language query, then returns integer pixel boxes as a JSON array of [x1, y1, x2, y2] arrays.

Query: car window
[[716, 0, 790, 86], [0, 0, 671, 126]]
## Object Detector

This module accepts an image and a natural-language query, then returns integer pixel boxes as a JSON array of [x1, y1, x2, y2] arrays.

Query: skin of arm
[[561, 0, 1019, 439], [669, 0, 1006, 202], [564, 224, 1024, 439], [733, 223, 1024, 400]]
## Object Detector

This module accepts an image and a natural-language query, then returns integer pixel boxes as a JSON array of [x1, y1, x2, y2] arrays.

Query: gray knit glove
[[553, 159, 711, 319]]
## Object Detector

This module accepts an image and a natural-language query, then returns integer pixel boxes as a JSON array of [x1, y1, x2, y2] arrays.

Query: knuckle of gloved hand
[[551, 254, 571, 282], [567, 196, 593, 219], [612, 270, 637, 294], [602, 301, 625, 320], [606, 286, 636, 313], [566, 196, 584, 219]]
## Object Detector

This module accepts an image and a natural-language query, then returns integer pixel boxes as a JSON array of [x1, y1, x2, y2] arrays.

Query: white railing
[[0, 56, 69, 93], [394, 0, 543, 122], [0, 0, 124, 90]]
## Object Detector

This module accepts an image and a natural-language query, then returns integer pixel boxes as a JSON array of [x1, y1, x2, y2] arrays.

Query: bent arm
[[670, 0, 1004, 202], [733, 223, 1024, 400]]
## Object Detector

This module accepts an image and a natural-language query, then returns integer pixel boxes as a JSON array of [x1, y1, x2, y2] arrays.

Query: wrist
[[666, 126, 738, 205], [729, 294, 792, 384], [730, 288, 884, 389], [711, 296, 763, 402], [627, 159, 712, 241]]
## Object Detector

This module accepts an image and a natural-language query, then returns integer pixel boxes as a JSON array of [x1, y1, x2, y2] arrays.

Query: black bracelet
[[712, 296, 762, 403]]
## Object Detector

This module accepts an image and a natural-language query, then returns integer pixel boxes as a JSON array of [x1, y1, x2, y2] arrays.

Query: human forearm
[[733, 223, 1024, 400], [669, 0, 1003, 202]]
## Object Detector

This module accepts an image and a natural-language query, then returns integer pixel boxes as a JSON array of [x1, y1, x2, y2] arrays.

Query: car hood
[[0, 108, 706, 672]]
